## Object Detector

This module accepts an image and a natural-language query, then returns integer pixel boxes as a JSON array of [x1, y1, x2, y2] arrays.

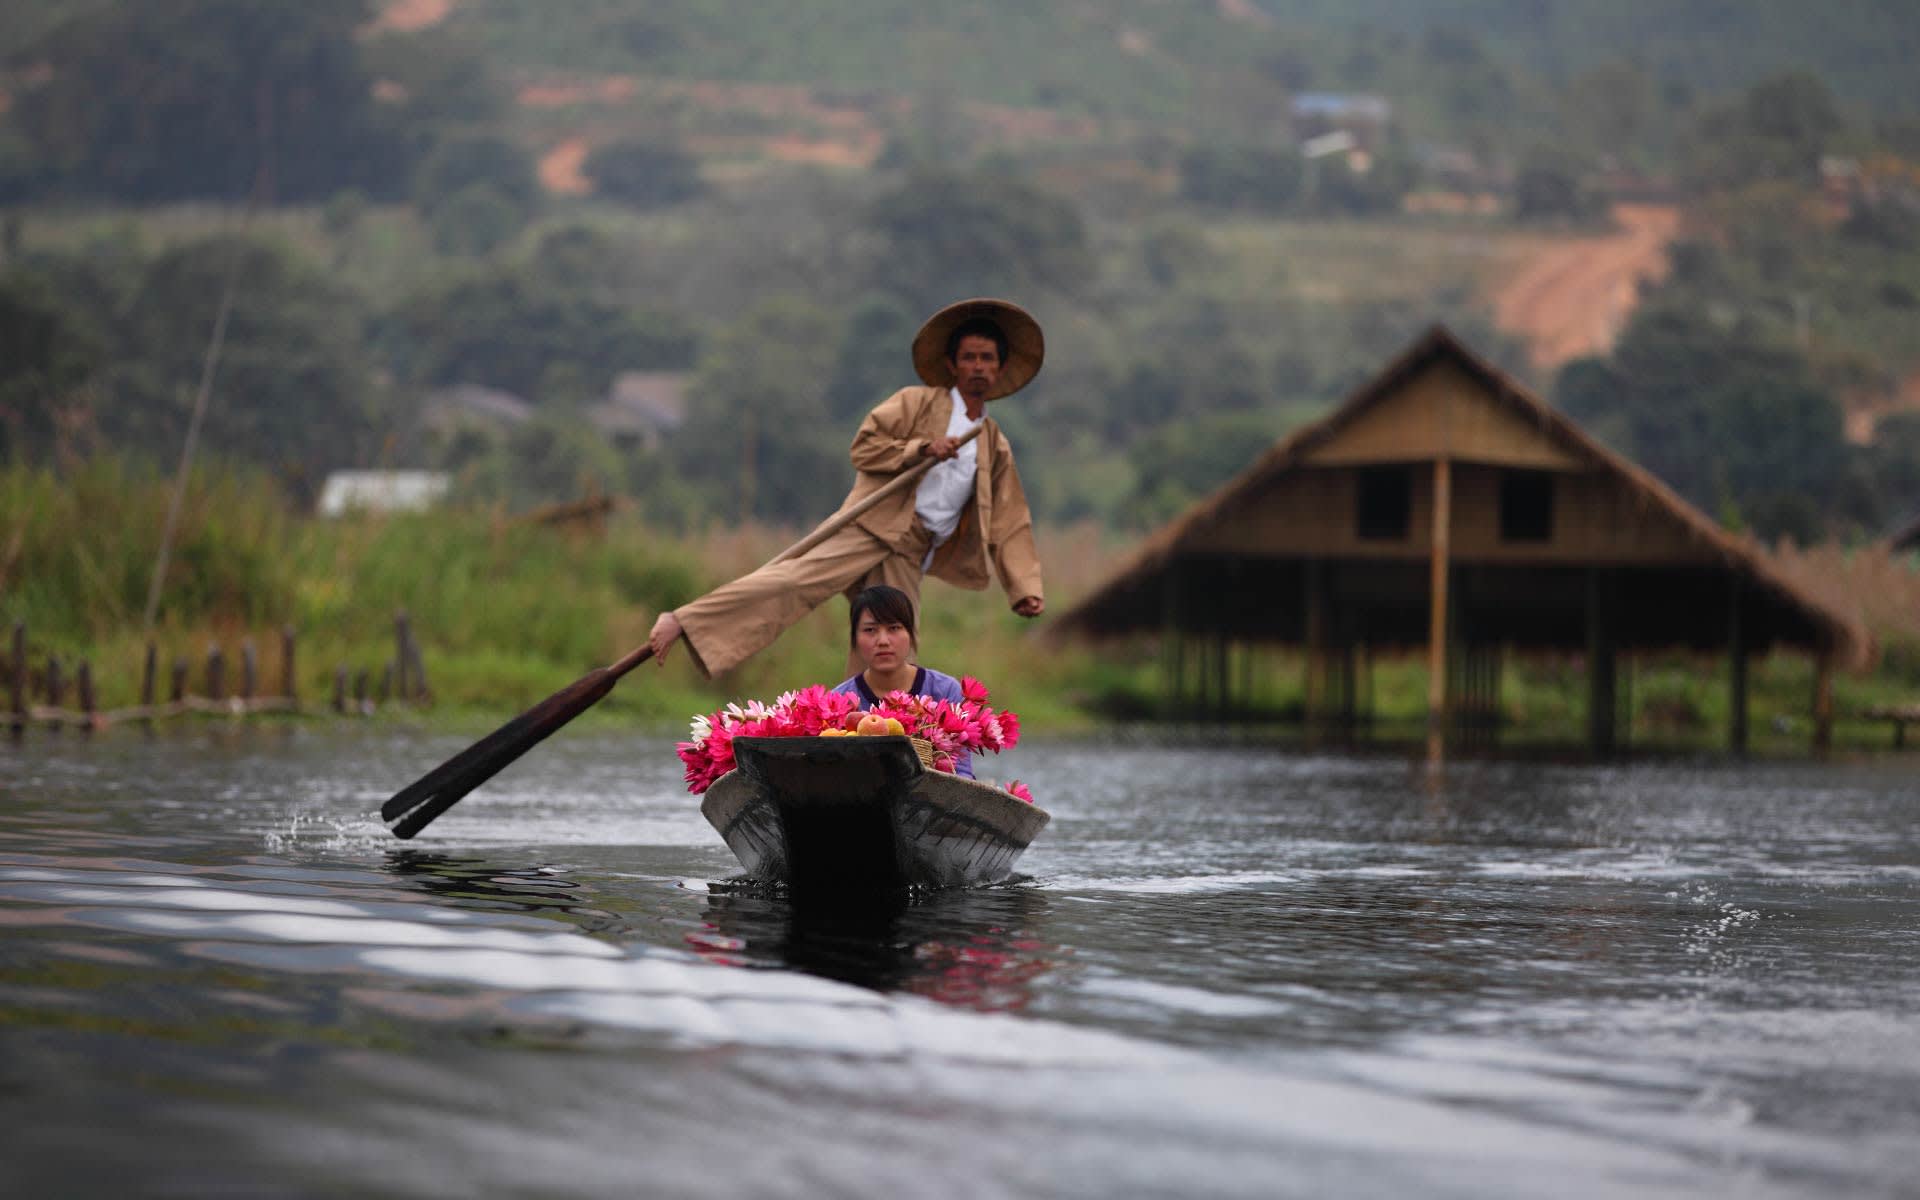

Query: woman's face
[[854, 612, 913, 672]]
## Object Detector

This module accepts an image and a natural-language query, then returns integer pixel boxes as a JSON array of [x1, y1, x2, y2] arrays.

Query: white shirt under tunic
[[914, 388, 983, 568]]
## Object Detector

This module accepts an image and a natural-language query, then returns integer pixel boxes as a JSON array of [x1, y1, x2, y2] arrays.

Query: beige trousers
[[674, 520, 933, 678]]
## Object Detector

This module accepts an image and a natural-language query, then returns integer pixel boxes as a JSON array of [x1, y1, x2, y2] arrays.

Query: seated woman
[[833, 585, 974, 778]]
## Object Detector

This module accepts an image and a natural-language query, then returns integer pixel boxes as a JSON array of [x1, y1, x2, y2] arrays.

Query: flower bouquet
[[677, 678, 1031, 802]]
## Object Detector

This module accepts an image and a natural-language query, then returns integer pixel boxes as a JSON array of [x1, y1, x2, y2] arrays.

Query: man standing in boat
[[645, 298, 1046, 676]]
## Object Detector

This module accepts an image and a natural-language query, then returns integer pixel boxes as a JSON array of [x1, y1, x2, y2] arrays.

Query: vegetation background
[[3, 0, 1918, 750]]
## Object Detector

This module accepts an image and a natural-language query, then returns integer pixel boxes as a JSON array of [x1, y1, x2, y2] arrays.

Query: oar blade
[[381, 667, 618, 837]]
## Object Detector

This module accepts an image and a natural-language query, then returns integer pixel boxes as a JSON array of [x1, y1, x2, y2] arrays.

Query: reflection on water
[[695, 884, 1063, 1012], [2, 729, 1919, 1198]]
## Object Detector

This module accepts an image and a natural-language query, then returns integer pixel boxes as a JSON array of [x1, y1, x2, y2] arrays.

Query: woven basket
[[908, 736, 936, 768]]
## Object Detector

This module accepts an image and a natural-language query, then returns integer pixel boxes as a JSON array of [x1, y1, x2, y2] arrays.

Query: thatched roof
[[1055, 326, 1867, 665]]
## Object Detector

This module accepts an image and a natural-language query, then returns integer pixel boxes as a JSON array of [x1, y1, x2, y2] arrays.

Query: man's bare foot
[[647, 611, 682, 663]]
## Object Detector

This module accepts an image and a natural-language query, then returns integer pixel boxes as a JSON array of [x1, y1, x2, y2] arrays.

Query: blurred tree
[[862, 171, 1091, 314], [412, 134, 540, 223], [823, 295, 916, 425], [1563, 62, 1658, 158], [503, 411, 627, 506], [98, 236, 380, 498], [1512, 147, 1603, 223], [0, 271, 102, 462], [583, 139, 704, 210], [675, 298, 846, 523], [321, 189, 368, 239], [390, 267, 694, 397], [359, 27, 507, 130], [1556, 304, 1848, 540], [429, 182, 524, 256], [10, 0, 408, 202], [1180, 145, 1304, 212], [1683, 72, 1845, 192], [1119, 411, 1290, 529]]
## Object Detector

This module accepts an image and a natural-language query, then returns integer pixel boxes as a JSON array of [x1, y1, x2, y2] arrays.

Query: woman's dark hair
[[848, 585, 918, 649], [944, 317, 1007, 365]]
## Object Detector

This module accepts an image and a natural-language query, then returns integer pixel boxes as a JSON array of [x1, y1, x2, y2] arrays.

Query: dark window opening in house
[[1500, 470, 1554, 542], [1356, 466, 1412, 540]]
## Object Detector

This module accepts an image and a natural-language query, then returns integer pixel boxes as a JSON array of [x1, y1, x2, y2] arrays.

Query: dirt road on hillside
[[1492, 203, 1679, 370], [368, 0, 454, 35]]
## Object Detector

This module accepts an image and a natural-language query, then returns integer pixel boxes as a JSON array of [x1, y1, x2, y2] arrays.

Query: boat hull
[[699, 736, 1049, 893]]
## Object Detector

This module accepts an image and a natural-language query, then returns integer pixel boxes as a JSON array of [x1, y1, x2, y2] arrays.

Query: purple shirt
[[831, 666, 973, 778]]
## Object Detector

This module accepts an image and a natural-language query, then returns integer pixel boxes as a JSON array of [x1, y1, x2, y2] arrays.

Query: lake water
[[2, 727, 1916, 1198]]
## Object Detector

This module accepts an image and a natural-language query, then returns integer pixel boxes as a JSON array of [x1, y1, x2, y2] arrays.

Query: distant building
[[421, 384, 534, 434], [1289, 92, 1392, 150], [317, 471, 451, 517], [587, 370, 689, 450], [1054, 327, 1863, 758]]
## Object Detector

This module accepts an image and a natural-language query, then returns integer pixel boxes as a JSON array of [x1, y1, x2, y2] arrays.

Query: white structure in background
[[317, 470, 451, 517]]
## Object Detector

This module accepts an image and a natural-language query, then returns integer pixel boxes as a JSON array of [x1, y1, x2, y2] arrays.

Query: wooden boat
[[699, 735, 1050, 893]]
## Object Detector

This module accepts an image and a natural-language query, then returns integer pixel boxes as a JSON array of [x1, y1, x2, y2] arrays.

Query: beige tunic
[[673, 385, 1043, 678]]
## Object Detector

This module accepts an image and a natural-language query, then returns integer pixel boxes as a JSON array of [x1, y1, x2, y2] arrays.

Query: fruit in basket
[[856, 713, 891, 736]]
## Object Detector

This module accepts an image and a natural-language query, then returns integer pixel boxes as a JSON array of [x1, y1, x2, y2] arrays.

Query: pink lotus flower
[[676, 684, 1024, 794], [1004, 780, 1033, 804]]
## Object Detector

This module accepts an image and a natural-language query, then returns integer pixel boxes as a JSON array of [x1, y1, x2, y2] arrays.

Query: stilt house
[[1054, 327, 1865, 755]]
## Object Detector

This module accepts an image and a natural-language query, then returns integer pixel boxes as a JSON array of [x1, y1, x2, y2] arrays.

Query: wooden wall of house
[[1181, 462, 1711, 566], [1301, 361, 1581, 472]]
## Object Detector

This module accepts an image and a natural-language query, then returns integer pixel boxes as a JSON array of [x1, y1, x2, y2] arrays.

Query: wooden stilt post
[[1161, 571, 1181, 720], [1587, 569, 1616, 757], [206, 644, 225, 702], [1360, 642, 1375, 744], [170, 659, 188, 705], [352, 668, 369, 715], [1304, 558, 1326, 736], [1728, 577, 1748, 756], [1426, 458, 1453, 765], [1619, 652, 1634, 753], [1812, 650, 1834, 757], [333, 666, 347, 715]]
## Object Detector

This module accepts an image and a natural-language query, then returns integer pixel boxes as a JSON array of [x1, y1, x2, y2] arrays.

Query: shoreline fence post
[[241, 639, 257, 704], [170, 658, 188, 706], [395, 610, 411, 704], [140, 643, 157, 728], [46, 655, 63, 732], [405, 625, 429, 703], [206, 644, 225, 703], [77, 661, 96, 732], [281, 626, 297, 707], [8, 622, 23, 733], [333, 666, 347, 715]]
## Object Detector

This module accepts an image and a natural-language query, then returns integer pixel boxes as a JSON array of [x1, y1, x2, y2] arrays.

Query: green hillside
[[1256, 0, 1920, 112]]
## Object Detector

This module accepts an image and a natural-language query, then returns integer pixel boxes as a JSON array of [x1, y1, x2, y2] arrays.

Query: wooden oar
[[381, 424, 981, 839]]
